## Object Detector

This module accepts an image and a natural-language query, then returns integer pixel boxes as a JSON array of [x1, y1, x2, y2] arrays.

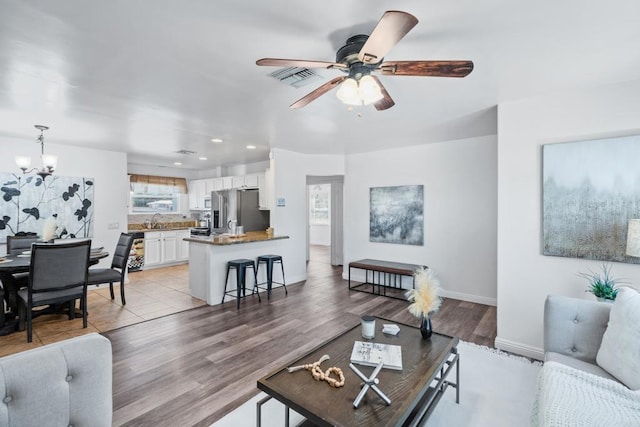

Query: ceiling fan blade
[[379, 60, 474, 77], [290, 76, 347, 109], [358, 11, 418, 64], [256, 58, 345, 69], [372, 76, 395, 111]]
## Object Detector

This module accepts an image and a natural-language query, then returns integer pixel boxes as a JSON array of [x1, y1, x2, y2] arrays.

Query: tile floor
[[0, 263, 203, 357]]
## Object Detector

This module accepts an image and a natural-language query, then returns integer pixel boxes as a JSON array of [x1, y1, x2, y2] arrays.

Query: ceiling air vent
[[175, 150, 197, 155], [268, 67, 324, 88]]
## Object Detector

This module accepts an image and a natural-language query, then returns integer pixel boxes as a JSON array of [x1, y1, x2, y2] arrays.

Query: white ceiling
[[1, 1, 639, 171]]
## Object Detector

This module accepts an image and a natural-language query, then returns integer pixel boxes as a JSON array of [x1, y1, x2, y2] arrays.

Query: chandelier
[[15, 125, 57, 180]]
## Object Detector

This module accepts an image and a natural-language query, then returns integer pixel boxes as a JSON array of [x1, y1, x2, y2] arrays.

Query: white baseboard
[[495, 337, 544, 361], [140, 260, 188, 270], [439, 290, 496, 307]]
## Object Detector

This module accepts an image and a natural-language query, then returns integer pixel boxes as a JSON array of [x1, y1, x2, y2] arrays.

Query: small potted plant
[[406, 267, 442, 339], [578, 263, 621, 302]]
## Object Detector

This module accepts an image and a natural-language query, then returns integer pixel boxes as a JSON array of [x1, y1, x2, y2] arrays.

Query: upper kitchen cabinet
[[232, 174, 260, 189], [204, 179, 216, 194], [223, 176, 233, 190], [212, 178, 224, 192], [244, 174, 259, 188], [259, 169, 274, 210], [231, 176, 244, 189], [188, 179, 207, 210]]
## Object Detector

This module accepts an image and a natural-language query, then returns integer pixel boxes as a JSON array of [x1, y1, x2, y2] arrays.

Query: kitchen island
[[185, 231, 289, 305]]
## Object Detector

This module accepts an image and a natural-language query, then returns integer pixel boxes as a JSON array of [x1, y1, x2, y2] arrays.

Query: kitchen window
[[129, 174, 187, 213]]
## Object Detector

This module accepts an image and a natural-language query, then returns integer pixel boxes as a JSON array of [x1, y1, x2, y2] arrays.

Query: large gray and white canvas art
[[0, 173, 94, 243], [370, 185, 424, 246], [543, 134, 640, 263]]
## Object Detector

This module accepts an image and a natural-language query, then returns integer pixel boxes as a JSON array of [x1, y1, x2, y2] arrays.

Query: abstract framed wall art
[[0, 173, 94, 243], [370, 185, 424, 246], [542, 134, 640, 263]]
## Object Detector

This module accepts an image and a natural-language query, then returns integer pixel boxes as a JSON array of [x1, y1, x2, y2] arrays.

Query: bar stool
[[222, 259, 261, 309], [256, 254, 287, 299]]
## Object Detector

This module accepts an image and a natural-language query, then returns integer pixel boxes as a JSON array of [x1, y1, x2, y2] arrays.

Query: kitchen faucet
[[151, 213, 161, 229]]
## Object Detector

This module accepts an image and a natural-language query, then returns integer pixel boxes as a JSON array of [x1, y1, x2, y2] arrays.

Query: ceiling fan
[[256, 10, 474, 111]]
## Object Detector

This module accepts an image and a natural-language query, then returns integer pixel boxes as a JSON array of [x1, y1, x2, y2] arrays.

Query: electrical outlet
[[108, 223, 119, 229]]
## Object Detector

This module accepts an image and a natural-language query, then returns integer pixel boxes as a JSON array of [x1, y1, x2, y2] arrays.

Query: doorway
[[306, 175, 344, 266]]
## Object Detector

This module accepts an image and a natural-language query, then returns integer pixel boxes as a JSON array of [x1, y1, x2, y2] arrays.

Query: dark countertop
[[184, 231, 289, 246]]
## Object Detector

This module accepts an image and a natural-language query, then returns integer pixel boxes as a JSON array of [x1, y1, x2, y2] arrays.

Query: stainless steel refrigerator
[[236, 189, 270, 232]]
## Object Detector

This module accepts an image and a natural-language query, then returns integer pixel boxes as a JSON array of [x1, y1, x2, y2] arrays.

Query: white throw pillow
[[596, 287, 640, 390]]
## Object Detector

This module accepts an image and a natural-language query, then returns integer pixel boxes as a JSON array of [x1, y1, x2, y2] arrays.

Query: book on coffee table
[[350, 341, 403, 370]]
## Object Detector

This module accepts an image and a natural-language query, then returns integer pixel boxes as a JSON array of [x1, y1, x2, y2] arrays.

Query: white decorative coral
[[42, 217, 58, 242], [405, 267, 442, 318]]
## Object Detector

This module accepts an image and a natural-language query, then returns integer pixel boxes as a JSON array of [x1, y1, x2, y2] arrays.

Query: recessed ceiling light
[[211, 138, 223, 143], [246, 145, 256, 150], [199, 157, 207, 160], [174, 162, 182, 166]]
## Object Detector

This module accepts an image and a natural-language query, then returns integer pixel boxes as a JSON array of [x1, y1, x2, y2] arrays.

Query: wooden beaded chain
[[287, 354, 345, 388]]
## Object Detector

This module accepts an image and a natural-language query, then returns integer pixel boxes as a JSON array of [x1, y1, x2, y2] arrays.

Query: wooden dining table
[[0, 249, 109, 334]]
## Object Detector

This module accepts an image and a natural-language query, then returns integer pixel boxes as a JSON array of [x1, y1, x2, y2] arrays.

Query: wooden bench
[[348, 259, 427, 300]]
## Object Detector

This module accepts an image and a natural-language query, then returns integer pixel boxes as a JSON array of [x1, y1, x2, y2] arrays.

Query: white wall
[[227, 160, 270, 177], [497, 78, 640, 359], [343, 135, 498, 305], [309, 225, 331, 246], [127, 163, 199, 180], [1, 136, 128, 267], [271, 149, 345, 284]]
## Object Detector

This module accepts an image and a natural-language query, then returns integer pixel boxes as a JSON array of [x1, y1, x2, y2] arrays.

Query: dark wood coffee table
[[257, 317, 459, 427]]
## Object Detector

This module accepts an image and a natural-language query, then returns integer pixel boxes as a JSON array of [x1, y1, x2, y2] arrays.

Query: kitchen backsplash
[[127, 213, 199, 230]]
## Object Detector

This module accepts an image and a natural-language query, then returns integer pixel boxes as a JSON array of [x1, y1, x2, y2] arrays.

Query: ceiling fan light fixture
[[358, 75, 383, 105], [336, 78, 361, 105]]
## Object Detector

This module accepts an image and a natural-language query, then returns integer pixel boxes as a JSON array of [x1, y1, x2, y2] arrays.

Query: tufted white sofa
[[0, 333, 112, 427], [532, 293, 640, 426], [543, 294, 616, 380]]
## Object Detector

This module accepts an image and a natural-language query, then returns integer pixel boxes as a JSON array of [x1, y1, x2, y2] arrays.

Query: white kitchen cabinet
[[231, 176, 245, 189], [145, 230, 185, 267], [223, 176, 233, 190], [144, 232, 162, 266], [212, 178, 225, 192], [258, 174, 268, 210], [211, 174, 262, 192], [188, 179, 207, 210], [260, 168, 274, 210], [244, 174, 259, 188], [231, 174, 260, 190], [161, 231, 177, 263], [177, 230, 190, 260], [204, 179, 216, 194]]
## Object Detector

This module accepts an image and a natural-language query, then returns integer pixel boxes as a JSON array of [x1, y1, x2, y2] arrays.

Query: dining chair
[[6, 235, 40, 255], [17, 240, 91, 343], [87, 233, 134, 305], [6, 235, 40, 287]]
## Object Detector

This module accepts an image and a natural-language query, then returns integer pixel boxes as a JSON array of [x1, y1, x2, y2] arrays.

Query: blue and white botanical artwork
[[543, 134, 640, 263], [370, 185, 424, 246], [0, 173, 94, 243]]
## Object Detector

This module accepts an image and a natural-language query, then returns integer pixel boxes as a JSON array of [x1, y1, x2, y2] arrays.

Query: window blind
[[128, 174, 188, 193]]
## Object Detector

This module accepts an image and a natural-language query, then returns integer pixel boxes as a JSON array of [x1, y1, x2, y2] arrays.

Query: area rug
[[212, 341, 542, 427]]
